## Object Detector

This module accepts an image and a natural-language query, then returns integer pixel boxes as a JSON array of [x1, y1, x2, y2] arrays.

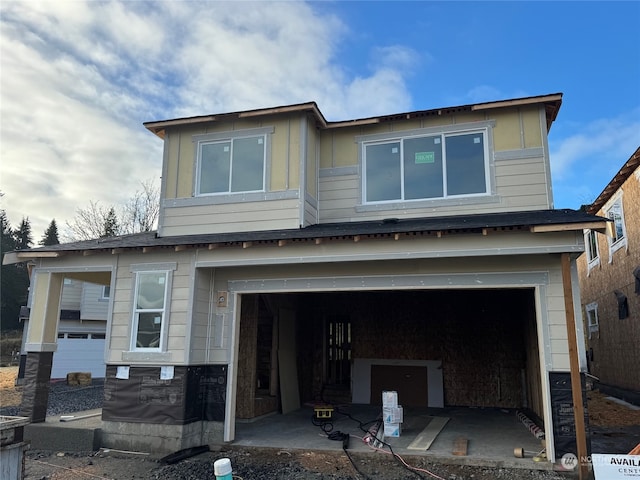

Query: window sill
[[356, 194, 500, 213], [122, 350, 172, 362]]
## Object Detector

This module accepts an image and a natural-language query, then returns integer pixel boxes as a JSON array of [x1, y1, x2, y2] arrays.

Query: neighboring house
[[17, 279, 108, 380], [577, 147, 640, 401], [4, 93, 608, 462]]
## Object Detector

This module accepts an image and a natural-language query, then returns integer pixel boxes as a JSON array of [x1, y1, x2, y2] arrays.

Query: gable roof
[[588, 146, 640, 214], [143, 93, 563, 139], [3, 209, 606, 264]]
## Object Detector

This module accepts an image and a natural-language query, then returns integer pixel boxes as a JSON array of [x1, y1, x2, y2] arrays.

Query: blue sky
[[1, 0, 638, 238]]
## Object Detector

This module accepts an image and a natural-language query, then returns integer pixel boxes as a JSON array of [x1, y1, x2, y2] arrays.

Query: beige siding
[[306, 122, 318, 197], [318, 150, 551, 223], [80, 282, 109, 321], [189, 268, 212, 364], [161, 198, 301, 235], [60, 280, 82, 310], [207, 252, 571, 371], [522, 108, 543, 148], [107, 252, 194, 365], [157, 102, 549, 235]]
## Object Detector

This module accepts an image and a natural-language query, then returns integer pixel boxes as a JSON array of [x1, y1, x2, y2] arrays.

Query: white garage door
[[51, 333, 106, 379]]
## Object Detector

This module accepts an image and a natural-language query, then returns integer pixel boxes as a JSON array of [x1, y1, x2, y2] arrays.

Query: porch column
[[19, 271, 63, 422]]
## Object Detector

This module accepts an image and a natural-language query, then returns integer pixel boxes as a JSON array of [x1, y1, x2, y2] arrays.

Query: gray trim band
[[355, 194, 501, 213], [163, 189, 299, 208], [228, 271, 550, 293], [319, 166, 358, 177], [494, 147, 545, 161]]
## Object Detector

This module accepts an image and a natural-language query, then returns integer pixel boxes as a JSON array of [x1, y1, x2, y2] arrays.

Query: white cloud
[[550, 109, 640, 180], [0, 1, 415, 237]]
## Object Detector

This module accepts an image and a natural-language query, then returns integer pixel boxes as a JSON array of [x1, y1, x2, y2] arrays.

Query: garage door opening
[[234, 288, 543, 424]]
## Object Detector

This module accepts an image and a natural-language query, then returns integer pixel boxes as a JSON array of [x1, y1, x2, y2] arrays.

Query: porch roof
[[3, 209, 607, 264]]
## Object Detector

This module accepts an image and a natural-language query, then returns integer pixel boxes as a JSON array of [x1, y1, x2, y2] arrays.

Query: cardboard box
[[384, 422, 402, 437], [382, 390, 398, 407], [383, 406, 403, 424]]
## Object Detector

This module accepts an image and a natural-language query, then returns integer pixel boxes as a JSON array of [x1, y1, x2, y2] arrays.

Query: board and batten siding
[[158, 113, 313, 236]]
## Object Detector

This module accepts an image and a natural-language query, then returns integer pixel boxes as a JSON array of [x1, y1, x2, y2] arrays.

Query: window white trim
[[586, 302, 599, 339], [583, 229, 600, 272], [130, 268, 173, 352], [358, 121, 495, 206], [605, 194, 627, 260], [193, 127, 273, 197], [101, 285, 111, 300]]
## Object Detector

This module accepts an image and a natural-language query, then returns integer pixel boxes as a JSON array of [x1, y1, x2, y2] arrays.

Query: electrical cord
[[313, 385, 445, 480]]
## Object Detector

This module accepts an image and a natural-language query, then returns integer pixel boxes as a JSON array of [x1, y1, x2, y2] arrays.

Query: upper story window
[[584, 229, 600, 270], [605, 196, 627, 256], [193, 127, 273, 197], [131, 268, 171, 351], [362, 128, 489, 204]]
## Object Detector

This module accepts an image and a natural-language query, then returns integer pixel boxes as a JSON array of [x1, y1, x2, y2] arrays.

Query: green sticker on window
[[415, 151, 435, 164]]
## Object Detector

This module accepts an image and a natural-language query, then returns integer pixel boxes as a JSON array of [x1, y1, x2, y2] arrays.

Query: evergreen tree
[[102, 207, 119, 238], [40, 219, 60, 246], [0, 211, 28, 332], [15, 217, 33, 250]]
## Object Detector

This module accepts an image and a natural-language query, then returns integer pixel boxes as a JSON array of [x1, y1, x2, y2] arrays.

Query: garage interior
[[233, 288, 547, 459]]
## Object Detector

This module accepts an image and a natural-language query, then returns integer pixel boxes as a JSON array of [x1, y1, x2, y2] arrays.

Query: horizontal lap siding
[[107, 253, 193, 365], [319, 174, 359, 222], [80, 283, 109, 320], [494, 157, 550, 210], [60, 281, 82, 310], [318, 152, 550, 223], [161, 198, 301, 235]]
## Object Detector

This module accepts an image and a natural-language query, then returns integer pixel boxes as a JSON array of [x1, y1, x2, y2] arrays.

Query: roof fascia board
[[195, 243, 586, 269], [471, 93, 562, 112], [144, 102, 325, 136], [530, 221, 608, 233], [3, 251, 61, 265]]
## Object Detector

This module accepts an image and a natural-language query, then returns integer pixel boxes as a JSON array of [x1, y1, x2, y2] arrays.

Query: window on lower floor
[[132, 270, 169, 350], [586, 302, 599, 338], [362, 129, 489, 203]]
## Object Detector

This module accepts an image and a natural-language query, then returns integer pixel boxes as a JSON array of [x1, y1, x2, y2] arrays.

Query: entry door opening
[[326, 315, 351, 386]]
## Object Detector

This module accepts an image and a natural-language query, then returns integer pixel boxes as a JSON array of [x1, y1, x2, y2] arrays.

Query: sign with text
[[593, 454, 640, 479]]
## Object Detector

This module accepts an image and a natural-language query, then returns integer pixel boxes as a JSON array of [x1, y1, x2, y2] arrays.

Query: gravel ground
[[0, 379, 105, 417], [24, 447, 574, 480]]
